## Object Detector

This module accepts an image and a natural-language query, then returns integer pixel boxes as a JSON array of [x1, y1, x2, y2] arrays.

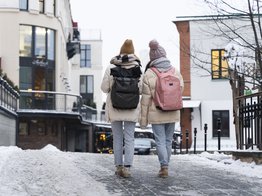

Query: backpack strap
[[150, 67, 160, 77], [151, 67, 175, 76]]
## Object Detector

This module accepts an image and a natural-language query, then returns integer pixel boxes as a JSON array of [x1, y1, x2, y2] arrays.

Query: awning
[[182, 100, 201, 108]]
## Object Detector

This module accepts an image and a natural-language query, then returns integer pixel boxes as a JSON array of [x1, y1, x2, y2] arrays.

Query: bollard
[[180, 133, 183, 154], [204, 124, 207, 151], [173, 134, 176, 155], [186, 129, 189, 154], [217, 118, 221, 151], [194, 128, 197, 154]]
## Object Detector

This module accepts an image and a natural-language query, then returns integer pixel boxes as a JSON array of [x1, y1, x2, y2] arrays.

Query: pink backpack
[[151, 67, 183, 111]]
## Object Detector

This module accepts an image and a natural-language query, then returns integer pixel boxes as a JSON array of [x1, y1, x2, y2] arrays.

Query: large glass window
[[35, 27, 46, 58], [80, 44, 91, 68], [19, 25, 55, 90], [80, 75, 93, 93], [19, 25, 56, 110], [19, 0, 28, 10], [47, 29, 55, 60], [211, 49, 229, 79], [19, 25, 32, 57], [20, 67, 32, 89], [20, 25, 55, 60], [212, 110, 230, 137]]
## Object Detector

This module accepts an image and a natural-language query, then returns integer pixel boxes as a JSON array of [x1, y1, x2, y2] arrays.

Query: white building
[[0, 0, 97, 151], [71, 29, 104, 117], [173, 15, 257, 151]]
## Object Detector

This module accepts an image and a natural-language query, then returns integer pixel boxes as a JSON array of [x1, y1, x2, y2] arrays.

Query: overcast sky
[[69, 0, 246, 69], [69, 0, 209, 68]]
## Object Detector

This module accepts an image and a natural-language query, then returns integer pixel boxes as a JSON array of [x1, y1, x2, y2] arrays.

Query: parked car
[[134, 128, 156, 155], [172, 123, 181, 153]]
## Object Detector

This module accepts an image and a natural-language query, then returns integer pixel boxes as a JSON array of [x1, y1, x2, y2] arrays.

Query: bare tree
[[188, 0, 262, 148]]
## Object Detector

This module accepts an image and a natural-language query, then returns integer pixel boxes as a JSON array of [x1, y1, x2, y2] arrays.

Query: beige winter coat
[[101, 55, 142, 123], [140, 67, 184, 127]]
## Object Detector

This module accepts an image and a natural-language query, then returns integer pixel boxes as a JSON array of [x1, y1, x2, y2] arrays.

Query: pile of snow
[[41, 144, 60, 152]]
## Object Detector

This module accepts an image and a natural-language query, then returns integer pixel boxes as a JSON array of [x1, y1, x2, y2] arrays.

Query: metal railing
[[19, 90, 82, 113], [236, 91, 262, 150], [0, 77, 19, 113], [18, 90, 106, 123]]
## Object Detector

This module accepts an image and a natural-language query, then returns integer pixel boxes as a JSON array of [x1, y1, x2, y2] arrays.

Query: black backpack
[[110, 64, 142, 109]]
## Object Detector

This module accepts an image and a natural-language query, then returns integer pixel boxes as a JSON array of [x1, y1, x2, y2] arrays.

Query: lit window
[[19, 25, 32, 57], [211, 49, 229, 79], [35, 27, 46, 58]]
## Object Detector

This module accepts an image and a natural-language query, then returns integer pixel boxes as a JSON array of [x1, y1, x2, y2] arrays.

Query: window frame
[[19, 122, 29, 135], [19, 24, 56, 91], [80, 75, 94, 94], [20, 24, 55, 61], [19, 25, 33, 57], [19, 0, 28, 11], [211, 49, 229, 79], [80, 44, 91, 68], [39, 0, 45, 13]]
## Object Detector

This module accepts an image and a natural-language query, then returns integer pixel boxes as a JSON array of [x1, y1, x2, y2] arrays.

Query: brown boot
[[158, 166, 168, 178], [115, 165, 124, 176], [121, 167, 131, 178]]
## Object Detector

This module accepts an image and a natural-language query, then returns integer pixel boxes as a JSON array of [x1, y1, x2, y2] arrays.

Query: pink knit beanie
[[149, 39, 166, 61]]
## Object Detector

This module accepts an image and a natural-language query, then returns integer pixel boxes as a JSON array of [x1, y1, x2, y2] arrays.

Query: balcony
[[19, 90, 82, 113], [0, 78, 19, 114], [18, 90, 105, 123]]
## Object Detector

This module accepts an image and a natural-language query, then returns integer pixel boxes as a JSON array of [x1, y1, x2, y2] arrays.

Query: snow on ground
[[0, 145, 111, 196], [0, 145, 261, 196], [177, 151, 262, 178]]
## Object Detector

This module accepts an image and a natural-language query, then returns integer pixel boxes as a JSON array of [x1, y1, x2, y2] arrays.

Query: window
[[212, 110, 230, 137], [19, 0, 28, 10], [80, 75, 93, 93], [39, 0, 44, 13], [20, 67, 32, 89], [19, 122, 28, 135], [20, 25, 55, 60], [52, 0, 55, 15], [47, 29, 55, 60], [19, 25, 32, 57], [211, 49, 229, 79], [80, 44, 91, 68], [19, 25, 55, 91], [35, 27, 46, 58]]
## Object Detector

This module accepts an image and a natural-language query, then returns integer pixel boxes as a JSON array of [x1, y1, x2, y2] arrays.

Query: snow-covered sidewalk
[[0, 145, 261, 196]]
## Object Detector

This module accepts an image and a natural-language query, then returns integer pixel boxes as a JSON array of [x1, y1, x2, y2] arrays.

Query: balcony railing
[[18, 90, 106, 123], [0, 77, 19, 113], [19, 90, 82, 113]]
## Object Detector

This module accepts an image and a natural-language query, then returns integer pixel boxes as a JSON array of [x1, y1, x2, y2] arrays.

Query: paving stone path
[[75, 154, 262, 196]]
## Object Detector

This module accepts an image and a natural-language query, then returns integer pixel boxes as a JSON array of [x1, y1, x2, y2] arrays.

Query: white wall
[[71, 39, 104, 113], [0, 0, 72, 93], [189, 19, 242, 150], [0, 113, 16, 146]]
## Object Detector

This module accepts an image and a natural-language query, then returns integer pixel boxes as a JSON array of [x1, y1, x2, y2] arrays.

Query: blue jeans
[[111, 121, 135, 166], [152, 123, 175, 167]]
